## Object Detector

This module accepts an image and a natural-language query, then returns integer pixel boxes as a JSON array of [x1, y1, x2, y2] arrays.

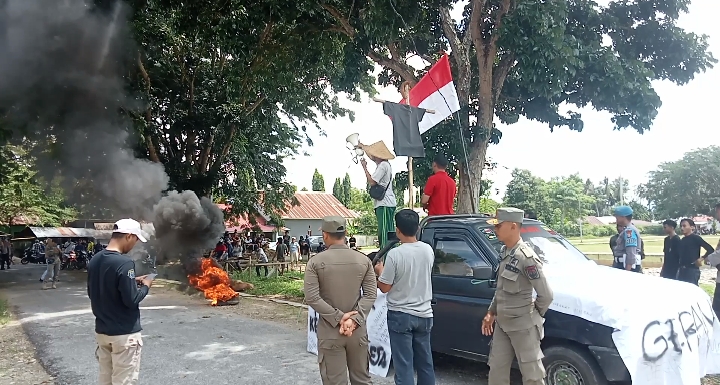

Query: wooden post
[[408, 157, 414, 208], [403, 86, 414, 209]]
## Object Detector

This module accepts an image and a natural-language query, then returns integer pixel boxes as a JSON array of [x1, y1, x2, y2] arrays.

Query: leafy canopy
[[640, 146, 720, 218], [322, 0, 716, 212], [0, 147, 76, 227], [125, 0, 376, 216]]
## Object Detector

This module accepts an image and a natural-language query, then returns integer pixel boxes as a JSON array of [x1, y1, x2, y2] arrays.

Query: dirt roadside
[[0, 303, 55, 385]]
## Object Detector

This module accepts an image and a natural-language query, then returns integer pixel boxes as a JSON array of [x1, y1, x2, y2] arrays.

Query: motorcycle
[[61, 251, 76, 270], [21, 248, 46, 264], [75, 250, 89, 270]]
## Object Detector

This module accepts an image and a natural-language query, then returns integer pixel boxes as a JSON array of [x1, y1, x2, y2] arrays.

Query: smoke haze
[[152, 191, 226, 268], [0, 0, 226, 261]]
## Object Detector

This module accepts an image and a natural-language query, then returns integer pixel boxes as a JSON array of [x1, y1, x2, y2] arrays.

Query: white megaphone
[[345, 133, 365, 164]]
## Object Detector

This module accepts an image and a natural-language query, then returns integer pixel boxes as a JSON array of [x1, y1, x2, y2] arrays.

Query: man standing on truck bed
[[421, 154, 456, 216], [481, 207, 554, 385]]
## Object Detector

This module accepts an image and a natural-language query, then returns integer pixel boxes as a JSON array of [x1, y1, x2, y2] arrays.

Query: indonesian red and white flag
[[399, 53, 461, 134]]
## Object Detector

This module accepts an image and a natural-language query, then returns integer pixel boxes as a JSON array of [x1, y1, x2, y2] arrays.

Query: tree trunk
[[457, 143, 487, 214]]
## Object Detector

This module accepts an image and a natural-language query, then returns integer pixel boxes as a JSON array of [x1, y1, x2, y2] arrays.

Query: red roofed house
[[282, 191, 358, 238], [218, 203, 280, 238]]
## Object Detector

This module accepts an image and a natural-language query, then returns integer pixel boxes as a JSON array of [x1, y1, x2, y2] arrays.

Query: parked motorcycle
[[61, 252, 75, 270], [21, 248, 46, 265], [75, 250, 89, 270]]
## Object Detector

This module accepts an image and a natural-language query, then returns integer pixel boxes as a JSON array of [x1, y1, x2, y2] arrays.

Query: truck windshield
[[477, 224, 589, 265]]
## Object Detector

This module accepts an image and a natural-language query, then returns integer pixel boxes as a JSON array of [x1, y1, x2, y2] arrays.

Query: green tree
[[312, 169, 326, 192], [347, 187, 377, 235], [300, 187, 308, 191], [323, 0, 715, 212], [478, 198, 499, 215], [0, 148, 75, 227], [342, 173, 352, 207], [628, 200, 653, 222], [640, 146, 720, 218], [332, 178, 343, 203], [503, 169, 549, 219]]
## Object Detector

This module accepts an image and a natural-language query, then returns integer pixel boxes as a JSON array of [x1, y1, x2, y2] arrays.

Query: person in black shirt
[[660, 219, 682, 280], [283, 230, 291, 247], [708, 203, 720, 318], [87, 219, 152, 385], [276, 237, 288, 276], [349, 234, 357, 249], [676, 218, 715, 286]]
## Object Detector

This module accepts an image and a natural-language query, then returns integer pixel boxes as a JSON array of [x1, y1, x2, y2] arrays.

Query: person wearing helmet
[[612, 206, 642, 272]]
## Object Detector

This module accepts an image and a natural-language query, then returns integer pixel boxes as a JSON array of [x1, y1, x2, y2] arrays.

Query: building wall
[[284, 219, 377, 247], [284, 219, 323, 239]]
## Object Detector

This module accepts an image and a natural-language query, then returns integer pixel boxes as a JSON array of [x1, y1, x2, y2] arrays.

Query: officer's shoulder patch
[[127, 269, 135, 279], [525, 265, 540, 280], [516, 244, 535, 258]]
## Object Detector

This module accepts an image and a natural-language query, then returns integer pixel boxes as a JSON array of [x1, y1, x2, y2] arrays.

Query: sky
[[283, 0, 719, 202]]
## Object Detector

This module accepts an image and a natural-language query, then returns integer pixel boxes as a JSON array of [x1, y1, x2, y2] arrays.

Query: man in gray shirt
[[375, 209, 435, 385]]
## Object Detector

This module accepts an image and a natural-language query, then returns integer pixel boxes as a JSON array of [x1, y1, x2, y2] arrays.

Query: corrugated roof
[[283, 192, 358, 220], [29, 227, 105, 238]]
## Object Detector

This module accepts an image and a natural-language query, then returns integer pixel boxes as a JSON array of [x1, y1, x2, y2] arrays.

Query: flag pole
[[403, 87, 414, 209]]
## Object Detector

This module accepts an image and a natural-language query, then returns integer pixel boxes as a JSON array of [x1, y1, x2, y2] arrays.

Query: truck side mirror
[[472, 265, 493, 280]]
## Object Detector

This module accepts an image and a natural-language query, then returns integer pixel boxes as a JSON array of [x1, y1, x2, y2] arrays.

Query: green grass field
[[231, 269, 305, 300], [568, 235, 720, 255]]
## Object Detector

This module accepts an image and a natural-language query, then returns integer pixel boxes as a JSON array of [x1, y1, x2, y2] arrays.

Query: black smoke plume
[[152, 191, 226, 270], [0, 0, 225, 263]]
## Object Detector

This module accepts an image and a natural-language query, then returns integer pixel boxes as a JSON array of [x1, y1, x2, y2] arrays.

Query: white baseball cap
[[113, 219, 147, 243]]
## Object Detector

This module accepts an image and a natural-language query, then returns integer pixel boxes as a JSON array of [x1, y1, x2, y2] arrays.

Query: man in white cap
[[87, 219, 153, 385]]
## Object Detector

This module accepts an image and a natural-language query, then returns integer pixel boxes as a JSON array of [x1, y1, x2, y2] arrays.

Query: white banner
[[544, 262, 720, 385], [307, 290, 392, 377]]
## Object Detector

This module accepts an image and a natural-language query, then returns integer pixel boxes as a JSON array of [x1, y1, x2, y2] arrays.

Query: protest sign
[[543, 262, 720, 385], [307, 290, 392, 377]]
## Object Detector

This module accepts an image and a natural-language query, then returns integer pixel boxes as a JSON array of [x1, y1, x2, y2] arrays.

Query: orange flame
[[188, 258, 239, 306]]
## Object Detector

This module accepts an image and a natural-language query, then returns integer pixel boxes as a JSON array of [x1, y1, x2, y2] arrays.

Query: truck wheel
[[543, 345, 608, 385]]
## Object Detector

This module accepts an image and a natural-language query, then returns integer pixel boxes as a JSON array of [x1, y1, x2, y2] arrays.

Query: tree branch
[[492, 53, 516, 102], [209, 124, 239, 173], [320, 3, 355, 38], [489, 0, 513, 47], [368, 50, 417, 84], [137, 54, 161, 163]]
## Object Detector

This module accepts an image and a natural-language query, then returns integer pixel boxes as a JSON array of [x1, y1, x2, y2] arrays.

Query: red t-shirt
[[423, 170, 456, 216]]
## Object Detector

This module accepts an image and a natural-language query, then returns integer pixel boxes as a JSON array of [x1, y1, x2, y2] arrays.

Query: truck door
[[430, 228, 495, 359]]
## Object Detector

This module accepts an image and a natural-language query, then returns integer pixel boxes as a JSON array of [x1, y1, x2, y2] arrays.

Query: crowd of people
[[305, 206, 552, 385]]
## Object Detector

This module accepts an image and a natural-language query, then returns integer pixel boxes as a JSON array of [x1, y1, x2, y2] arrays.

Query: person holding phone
[[87, 219, 153, 385]]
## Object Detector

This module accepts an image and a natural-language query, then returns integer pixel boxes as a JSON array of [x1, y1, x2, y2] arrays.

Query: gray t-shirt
[[378, 242, 434, 318], [372, 161, 397, 209]]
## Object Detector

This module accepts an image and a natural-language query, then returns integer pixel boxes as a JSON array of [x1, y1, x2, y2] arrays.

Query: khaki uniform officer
[[482, 208, 554, 385], [304, 216, 378, 385]]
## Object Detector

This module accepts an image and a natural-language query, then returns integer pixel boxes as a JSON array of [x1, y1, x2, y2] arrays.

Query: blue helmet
[[613, 205, 633, 217]]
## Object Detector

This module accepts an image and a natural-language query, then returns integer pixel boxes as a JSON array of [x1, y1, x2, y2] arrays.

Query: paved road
[[0, 264, 494, 385]]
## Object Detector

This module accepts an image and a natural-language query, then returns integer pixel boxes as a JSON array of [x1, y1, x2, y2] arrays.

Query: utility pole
[[619, 175, 624, 205]]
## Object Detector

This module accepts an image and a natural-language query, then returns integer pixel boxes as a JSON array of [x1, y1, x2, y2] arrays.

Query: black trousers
[[0, 254, 10, 269], [256, 265, 268, 276], [660, 265, 679, 280], [713, 283, 720, 320], [612, 260, 642, 273], [677, 266, 701, 286]]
